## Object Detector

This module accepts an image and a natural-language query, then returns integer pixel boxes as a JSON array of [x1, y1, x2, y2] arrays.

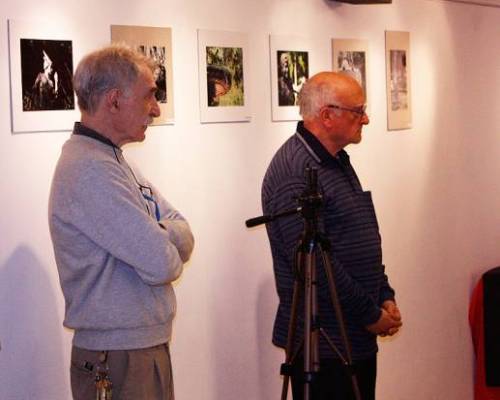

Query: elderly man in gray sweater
[[48, 44, 194, 400]]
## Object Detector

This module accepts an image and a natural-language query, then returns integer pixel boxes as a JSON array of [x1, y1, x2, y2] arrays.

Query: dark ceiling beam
[[443, 0, 500, 8], [333, 0, 392, 4]]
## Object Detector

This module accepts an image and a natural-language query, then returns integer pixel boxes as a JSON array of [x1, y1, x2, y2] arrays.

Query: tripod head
[[245, 166, 322, 228], [296, 167, 322, 224]]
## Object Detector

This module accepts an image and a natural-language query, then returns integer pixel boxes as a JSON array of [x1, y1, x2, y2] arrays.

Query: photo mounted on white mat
[[197, 29, 251, 123], [111, 25, 174, 125], [270, 35, 321, 122], [332, 38, 370, 113], [8, 19, 84, 133], [385, 31, 412, 130]]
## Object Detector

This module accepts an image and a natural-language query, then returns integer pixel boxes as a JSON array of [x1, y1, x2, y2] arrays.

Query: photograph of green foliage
[[206, 46, 244, 107]]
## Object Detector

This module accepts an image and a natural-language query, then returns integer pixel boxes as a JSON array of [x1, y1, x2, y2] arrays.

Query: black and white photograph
[[137, 45, 168, 104], [389, 50, 408, 111], [332, 38, 370, 108], [197, 29, 251, 123], [276, 50, 308, 107], [206, 46, 244, 107], [385, 30, 412, 130], [20, 38, 74, 112], [111, 25, 175, 124], [8, 19, 82, 132], [337, 51, 366, 97]]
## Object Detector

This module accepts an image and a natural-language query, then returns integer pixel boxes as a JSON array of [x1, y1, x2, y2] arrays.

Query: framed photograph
[[270, 35, 315, 122], [8, 19, 81, 133], [332, 39, 369, 108], [197, 29, 251, 123], [111, 25, 174, 125], [385, 31, 412, 130]]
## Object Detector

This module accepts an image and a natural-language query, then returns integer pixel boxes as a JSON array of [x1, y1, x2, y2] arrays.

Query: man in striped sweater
[[262, 72, 402, 400]]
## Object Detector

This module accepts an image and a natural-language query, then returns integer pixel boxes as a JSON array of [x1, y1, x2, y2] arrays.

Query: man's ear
[[319, 107, 337, 128], [105, 89, 121, 114], [319, 107, 334, 127]]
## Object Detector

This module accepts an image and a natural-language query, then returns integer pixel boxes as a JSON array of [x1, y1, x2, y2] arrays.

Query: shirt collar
[[295, 121, 350, 168]]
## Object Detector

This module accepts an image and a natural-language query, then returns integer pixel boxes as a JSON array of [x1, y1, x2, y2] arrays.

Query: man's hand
[[366, 301, 402, 337], [380, 300, 402, 336], [382, 300, 401, 322]]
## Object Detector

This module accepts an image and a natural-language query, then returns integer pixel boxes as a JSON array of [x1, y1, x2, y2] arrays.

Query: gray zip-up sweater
[[48, 123, 194, 350]]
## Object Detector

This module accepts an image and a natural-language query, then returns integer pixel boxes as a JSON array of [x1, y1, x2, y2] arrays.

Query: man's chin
[[131, 128, 146, 143], [353, 132, 362, 144]]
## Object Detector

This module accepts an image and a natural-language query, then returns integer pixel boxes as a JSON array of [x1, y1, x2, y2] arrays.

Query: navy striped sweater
[[262, 122, 395, 361]]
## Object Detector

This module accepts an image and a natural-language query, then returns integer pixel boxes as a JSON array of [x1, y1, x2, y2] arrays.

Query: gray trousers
[[70, 343, 174, 400]]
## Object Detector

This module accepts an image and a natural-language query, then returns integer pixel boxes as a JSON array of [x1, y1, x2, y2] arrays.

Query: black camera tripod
[[246, 167, 361, 400]]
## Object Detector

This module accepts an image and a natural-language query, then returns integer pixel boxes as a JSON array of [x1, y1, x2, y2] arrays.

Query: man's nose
[[151, 99, 160, 118], [361, 113, 369, 125]]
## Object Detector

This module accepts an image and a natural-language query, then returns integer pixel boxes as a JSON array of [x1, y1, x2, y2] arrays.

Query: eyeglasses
[[138, 184, 161, 222], [326, 104, 367, 117]]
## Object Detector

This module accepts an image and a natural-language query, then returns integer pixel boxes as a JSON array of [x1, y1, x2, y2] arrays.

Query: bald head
[[298, 72, 364, 120], [298, 71, 369, 155]]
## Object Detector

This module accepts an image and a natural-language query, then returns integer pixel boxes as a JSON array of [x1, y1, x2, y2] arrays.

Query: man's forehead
[[339, 90, 365, 106], [137, 66, 157, 87]]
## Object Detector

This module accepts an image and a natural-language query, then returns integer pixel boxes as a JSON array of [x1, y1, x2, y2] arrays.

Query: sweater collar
[[73, 122, 119, 149]]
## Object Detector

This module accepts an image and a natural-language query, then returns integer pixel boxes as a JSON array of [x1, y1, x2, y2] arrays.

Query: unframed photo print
[[206, 46, 244, 107], [276, 50, 309, 107], [20, 39, 74, 112], [385, 31, 412, 130]]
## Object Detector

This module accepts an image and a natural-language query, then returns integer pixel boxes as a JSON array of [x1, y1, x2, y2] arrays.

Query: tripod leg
[[280, 244, 319, 400], [280, 250, 304, 400], [318, 244, 362, 400], [303, 249, 320, 400]]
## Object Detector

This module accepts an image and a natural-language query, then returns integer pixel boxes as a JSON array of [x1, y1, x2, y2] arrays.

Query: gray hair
[[298, 78, 341, 119], [73, 44, 156, 114]]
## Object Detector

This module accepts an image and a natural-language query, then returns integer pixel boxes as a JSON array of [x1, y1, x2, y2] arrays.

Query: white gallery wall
[[0, 0, 499, 399]]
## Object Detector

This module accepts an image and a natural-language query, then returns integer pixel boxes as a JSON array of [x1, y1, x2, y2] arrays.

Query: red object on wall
[[469, 278, 500, 400]]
